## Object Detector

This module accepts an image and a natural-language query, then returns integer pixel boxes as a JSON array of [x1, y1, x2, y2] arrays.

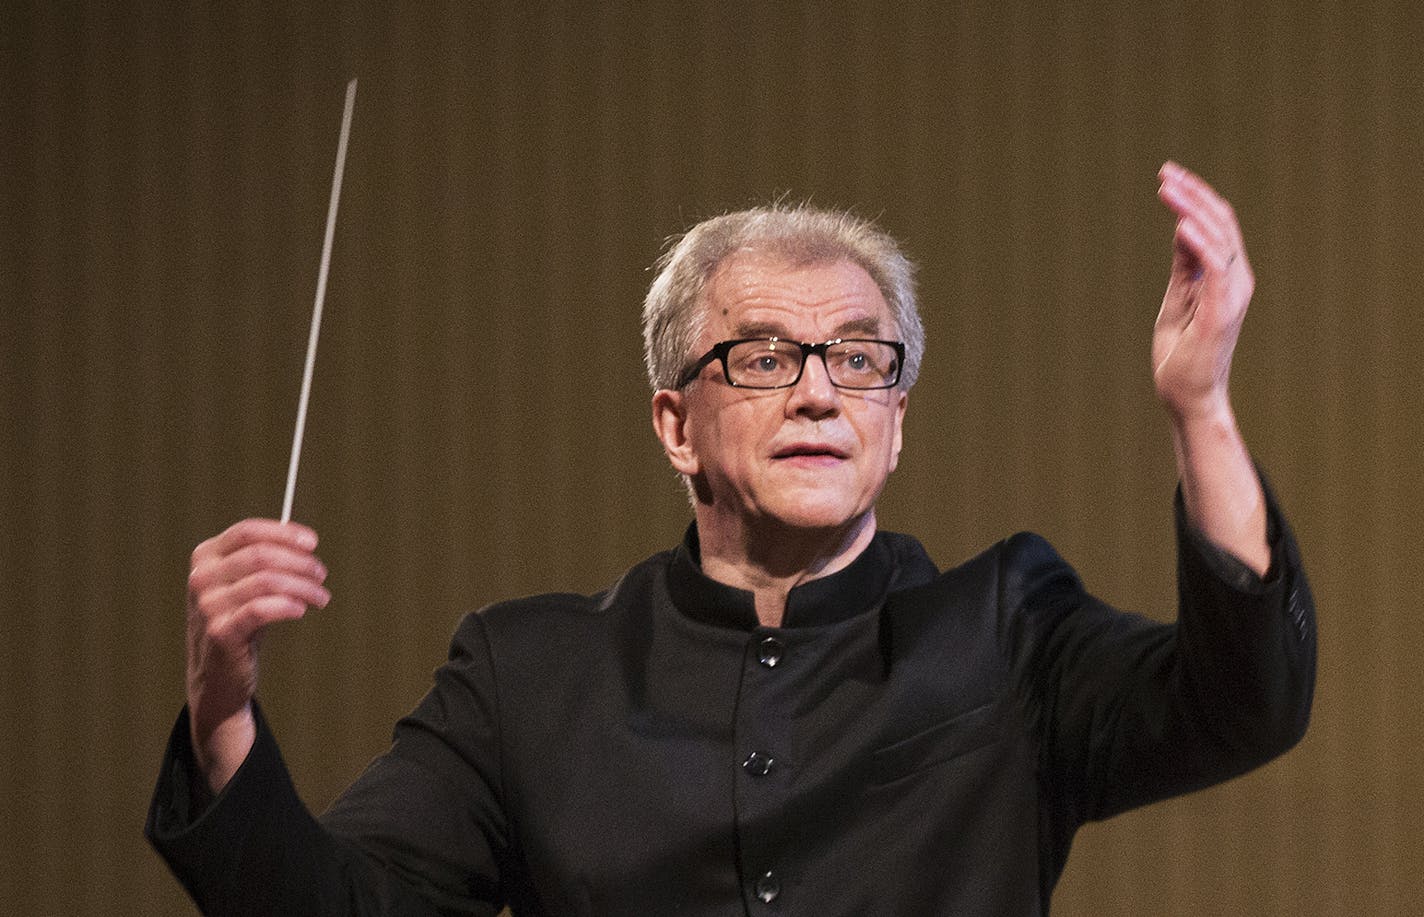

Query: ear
[[888, 390, 907, 473], [652, 389, 700, 476]]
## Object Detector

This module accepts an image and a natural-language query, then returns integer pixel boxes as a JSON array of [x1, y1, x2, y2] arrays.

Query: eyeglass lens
[[725, 339, 899, 389]]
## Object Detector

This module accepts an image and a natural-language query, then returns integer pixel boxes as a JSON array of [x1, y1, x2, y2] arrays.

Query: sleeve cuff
[[144, 701, 315, 909], [1175, 469, 1286, 594]]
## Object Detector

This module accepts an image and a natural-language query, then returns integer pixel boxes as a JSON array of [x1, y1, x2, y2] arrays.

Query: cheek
[[692, 401, 768, 476], [853, 404, 902, 457], [714, 396, 780, 439]]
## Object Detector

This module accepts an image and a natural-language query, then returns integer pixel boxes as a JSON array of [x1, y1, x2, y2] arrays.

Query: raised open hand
[[1153, 161, 1255, 423]]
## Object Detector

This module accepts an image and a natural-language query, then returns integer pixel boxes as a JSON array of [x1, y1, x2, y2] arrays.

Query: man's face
[[656, 251, 907, 537]]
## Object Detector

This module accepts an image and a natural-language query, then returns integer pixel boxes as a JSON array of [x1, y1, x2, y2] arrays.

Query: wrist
[[189, 701, 256, 794], [1161, 388, 1235, 431]]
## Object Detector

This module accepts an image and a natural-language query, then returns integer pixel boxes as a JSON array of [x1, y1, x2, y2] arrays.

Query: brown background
[[3, 2, 1421, 914]]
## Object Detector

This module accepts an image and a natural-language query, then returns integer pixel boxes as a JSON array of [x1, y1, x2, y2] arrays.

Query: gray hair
[[641, 204, 924, 392]]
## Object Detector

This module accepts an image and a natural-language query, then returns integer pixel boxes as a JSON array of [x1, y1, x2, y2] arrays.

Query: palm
[[1152, 163, 1254, 419]]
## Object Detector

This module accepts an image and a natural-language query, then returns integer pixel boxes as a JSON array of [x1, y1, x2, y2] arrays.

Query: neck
[[695, 512, 878, 627]]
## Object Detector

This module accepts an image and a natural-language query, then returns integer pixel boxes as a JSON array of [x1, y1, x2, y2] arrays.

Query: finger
[[1158, 162, 1245, 250], [210, 568, 331, 617], [190, 541, 327, 596], [1158, 170, 1234, 243], [194, 568, 329, 632], [204, 594, 314, 648], [214, 541, 327, 584], [1173, 215, 1236, 276], [1159, 181, 1217, 256], [194, 518, 319, 566]]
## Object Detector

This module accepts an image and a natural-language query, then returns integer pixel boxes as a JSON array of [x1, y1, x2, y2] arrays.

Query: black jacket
[[148, 490, 1315, 916]]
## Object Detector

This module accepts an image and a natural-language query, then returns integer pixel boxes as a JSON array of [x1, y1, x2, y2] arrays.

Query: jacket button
[[758, 637, 784, 668], [743, 751, 775, 776], [754, 870, 781, 903]]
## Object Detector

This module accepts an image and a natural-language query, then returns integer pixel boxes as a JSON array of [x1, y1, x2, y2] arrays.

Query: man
[[148, 162, 1315, 915]]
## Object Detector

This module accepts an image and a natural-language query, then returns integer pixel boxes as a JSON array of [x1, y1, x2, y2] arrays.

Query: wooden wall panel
[[4, 2, 1422, 913]]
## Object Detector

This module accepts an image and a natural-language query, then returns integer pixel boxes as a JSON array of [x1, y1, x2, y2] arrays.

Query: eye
[[739, 348, 796, 375], [831, 345, 876, 375]]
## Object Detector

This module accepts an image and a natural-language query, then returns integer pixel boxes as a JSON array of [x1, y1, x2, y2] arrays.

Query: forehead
[[699, 251, 894, 342]]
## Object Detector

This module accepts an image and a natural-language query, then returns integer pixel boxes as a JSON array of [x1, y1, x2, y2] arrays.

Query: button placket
[[735, 630, 794, 909]]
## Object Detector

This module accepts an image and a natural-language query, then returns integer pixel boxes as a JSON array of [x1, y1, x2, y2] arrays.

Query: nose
[[785, 352, 840, 419]]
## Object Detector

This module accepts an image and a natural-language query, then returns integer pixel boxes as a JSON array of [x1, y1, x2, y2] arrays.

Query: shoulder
[[878, 531, 1085, 661], [891, 531, 1080, 606], [995, 532, 1083, 603]]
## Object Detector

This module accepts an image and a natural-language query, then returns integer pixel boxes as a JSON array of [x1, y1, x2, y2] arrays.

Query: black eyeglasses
[[675, 337, 905, 390]]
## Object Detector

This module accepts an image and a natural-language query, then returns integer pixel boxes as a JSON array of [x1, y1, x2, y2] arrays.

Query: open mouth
[[772, 443, 849, 461]]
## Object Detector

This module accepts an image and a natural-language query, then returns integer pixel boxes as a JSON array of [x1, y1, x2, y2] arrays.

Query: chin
[[761, 496, 870, 534]]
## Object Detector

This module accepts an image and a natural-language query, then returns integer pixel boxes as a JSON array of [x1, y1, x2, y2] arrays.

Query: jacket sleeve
[[1006, 473, 1316, 831], [145, 612, 509, 917]]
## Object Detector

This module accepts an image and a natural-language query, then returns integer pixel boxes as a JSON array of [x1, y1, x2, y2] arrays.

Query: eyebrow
[[731, 317, 885, 340]]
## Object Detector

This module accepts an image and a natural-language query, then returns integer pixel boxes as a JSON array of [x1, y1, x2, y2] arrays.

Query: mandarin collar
[[667, 523, 933, 631]]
